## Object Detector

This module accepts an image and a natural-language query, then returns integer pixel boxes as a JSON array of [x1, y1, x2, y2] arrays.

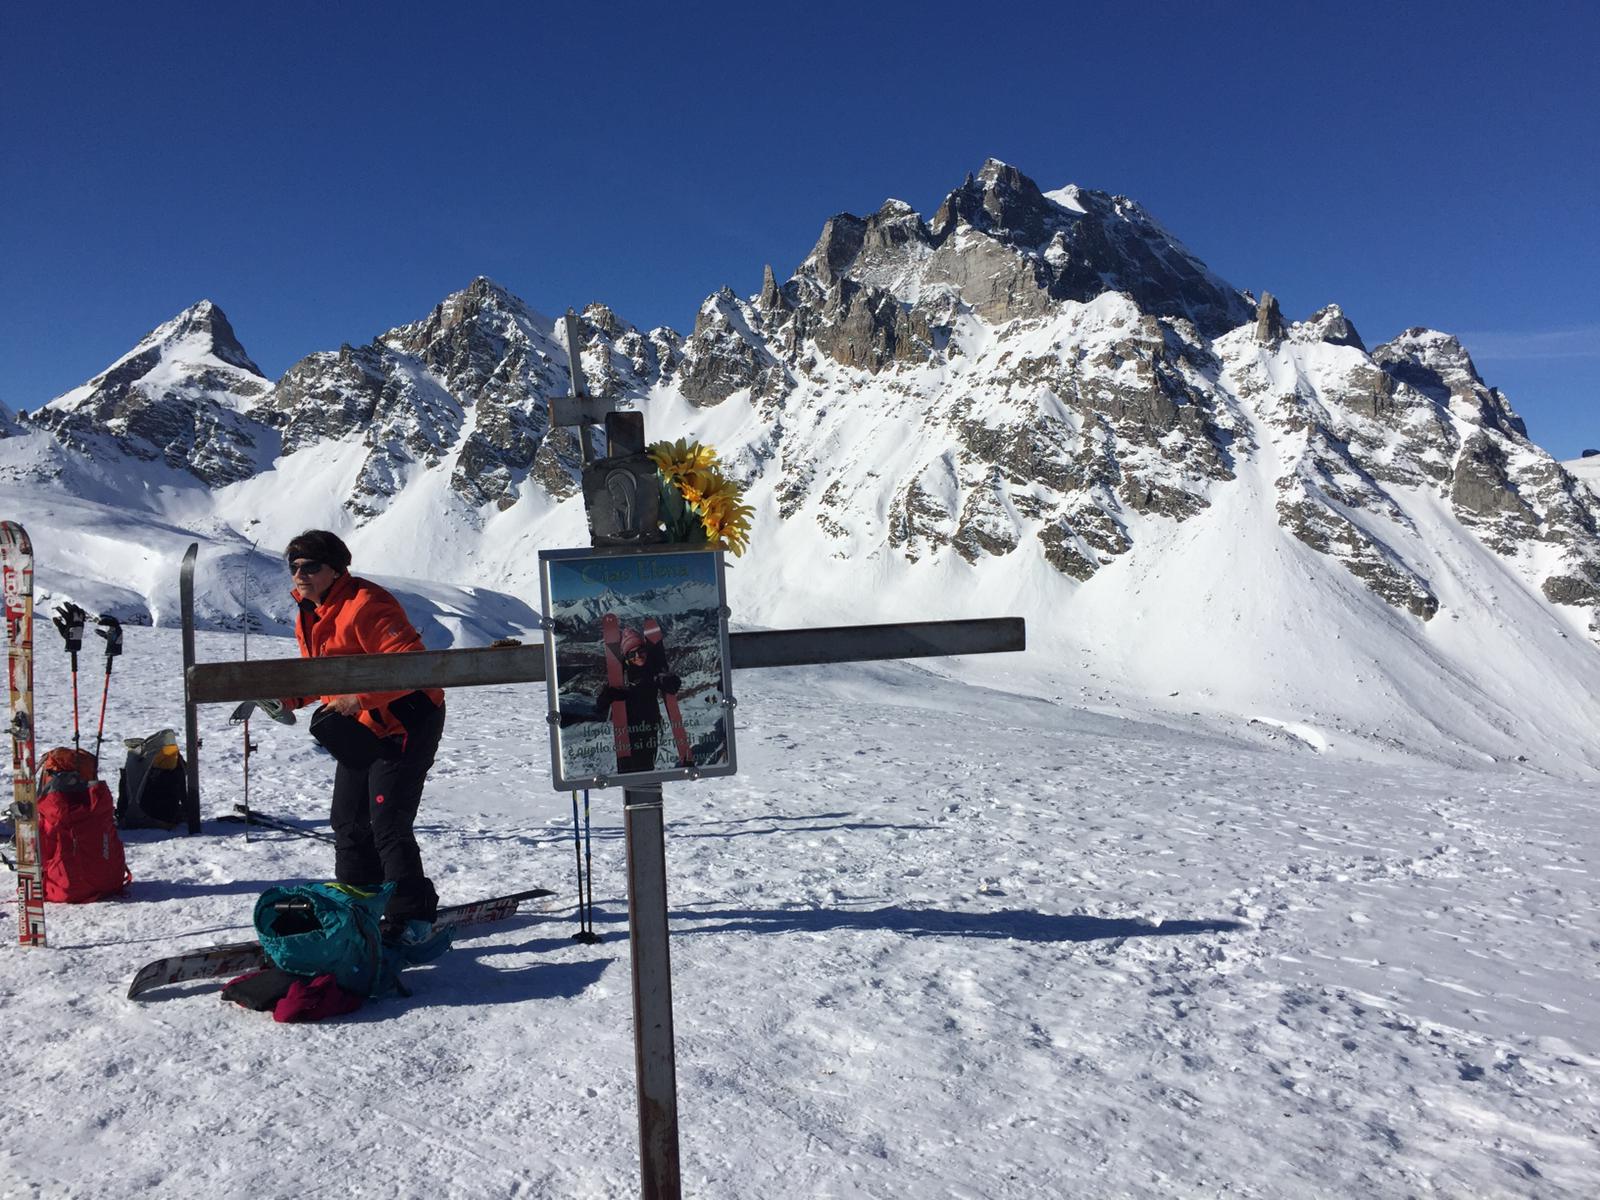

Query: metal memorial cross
[[179, 312, 1025, 1200]]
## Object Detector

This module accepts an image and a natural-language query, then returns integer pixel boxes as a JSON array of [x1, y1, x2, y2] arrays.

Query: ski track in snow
[[1, 629, 1597, 1198]]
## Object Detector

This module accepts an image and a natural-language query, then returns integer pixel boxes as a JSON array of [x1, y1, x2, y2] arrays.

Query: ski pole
[[239, 546, 256, 842], [570, 789, 598, 942], [240, 712, 254, 843], [582, 788, 597, 941], [570, 791, 588, 941], [52, 602, 87, 752], [92, 615, 122, 767]]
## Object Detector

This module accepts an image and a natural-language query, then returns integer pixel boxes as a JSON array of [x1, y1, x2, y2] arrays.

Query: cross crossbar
[[184, 618, 1024, 703]]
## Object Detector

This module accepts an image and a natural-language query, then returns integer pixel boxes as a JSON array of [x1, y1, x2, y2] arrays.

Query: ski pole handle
[[96, 614, 123, 663], [53, 602, 87, 654]]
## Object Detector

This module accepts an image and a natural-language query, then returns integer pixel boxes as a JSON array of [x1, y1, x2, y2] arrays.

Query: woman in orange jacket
[[284, 530, 446, 941]]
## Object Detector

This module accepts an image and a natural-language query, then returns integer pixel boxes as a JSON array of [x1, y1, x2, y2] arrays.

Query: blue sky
[[2, 2, 1596, 455]]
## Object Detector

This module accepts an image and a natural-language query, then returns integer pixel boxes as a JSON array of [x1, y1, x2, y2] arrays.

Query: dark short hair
[[285, 530, 352, 573]]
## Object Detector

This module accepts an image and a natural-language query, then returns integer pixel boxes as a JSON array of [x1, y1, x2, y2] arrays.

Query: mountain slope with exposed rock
[[5, 159, 1599, 774]]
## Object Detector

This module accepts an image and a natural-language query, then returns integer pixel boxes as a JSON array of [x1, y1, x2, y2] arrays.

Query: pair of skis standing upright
[[3, 522, 126, 948], [2, 521, 44, 946]]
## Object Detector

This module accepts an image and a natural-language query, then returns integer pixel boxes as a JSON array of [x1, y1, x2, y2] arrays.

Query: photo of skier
[[539, 546, 735, 789], [599, 616, 691, 774]]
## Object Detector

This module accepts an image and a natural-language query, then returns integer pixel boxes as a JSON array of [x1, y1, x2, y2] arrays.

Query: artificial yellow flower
[[649, 438, 720, 482], [647, 438, 754, 556], [694, 475, 754, 555]]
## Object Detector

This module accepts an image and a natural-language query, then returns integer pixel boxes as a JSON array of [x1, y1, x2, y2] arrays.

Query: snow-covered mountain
[[26, 299, 275, 486], [5, 159, 1600, 774]]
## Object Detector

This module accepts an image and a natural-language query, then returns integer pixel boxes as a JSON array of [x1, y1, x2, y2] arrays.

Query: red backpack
[[37, 748, 132, 903]]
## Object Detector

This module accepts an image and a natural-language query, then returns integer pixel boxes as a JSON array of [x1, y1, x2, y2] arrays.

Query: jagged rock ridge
[[19, 161, 1600, 642]]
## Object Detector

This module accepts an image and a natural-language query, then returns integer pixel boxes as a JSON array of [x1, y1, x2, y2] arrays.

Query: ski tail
[[2, 520, 45, 946], [126, 943, 269, 1000], [642, 617, 693, 767], [434, 887, 556, 929], [126, 886, 558, 1000]]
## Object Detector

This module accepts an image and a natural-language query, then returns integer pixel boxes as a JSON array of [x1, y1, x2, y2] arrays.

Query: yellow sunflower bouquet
[[648, 438, 754, 556]]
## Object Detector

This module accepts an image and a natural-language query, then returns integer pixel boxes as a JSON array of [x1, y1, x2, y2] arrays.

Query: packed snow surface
[[3, 627, 1597, 1197]]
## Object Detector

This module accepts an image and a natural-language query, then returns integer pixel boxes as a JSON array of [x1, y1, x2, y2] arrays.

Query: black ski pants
[[329, 699, 445, 927]]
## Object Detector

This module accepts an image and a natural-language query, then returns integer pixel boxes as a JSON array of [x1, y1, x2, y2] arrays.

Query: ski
[[643, 617, 694, 766], [2, 520, 45, 945], [217, 804, 334, 843], [601, 612, 631, 762], [127, 885, 558, 999], [179, 542, 200, 832]]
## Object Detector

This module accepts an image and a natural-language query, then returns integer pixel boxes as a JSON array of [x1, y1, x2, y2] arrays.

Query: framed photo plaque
[[539, 545, 736, 790]]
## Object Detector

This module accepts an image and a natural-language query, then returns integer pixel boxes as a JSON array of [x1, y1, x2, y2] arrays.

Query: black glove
[[95, 614, 123, 658], [658, 672, 681, 696], [597, 685, 627, 706], [52, 602, 86, 654]]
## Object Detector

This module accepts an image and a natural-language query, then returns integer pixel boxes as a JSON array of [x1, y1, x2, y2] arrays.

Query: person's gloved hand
[[658, 673, 681, 695], [597, 685, 627, 705]]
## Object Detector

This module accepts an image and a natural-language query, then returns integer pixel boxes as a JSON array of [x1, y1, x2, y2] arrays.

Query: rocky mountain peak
[[112, 299, 264, 377], [799, 213, 870, 282], [399, 276, 529, 346], [22, 164, 1600, 662], [782, 161, 1255, 339], [1378, 328, 1483, 386], [1294, 304, 1366, 351], [759, 264, 785, 312], [27, 298, 271, 486], [1371, 327, 1525, 438], [129, 299, 265, 378], [930, 157, 1052, 244]]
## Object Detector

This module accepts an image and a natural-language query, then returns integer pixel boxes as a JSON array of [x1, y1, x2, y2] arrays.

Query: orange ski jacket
[[290, 572, 444, 739]]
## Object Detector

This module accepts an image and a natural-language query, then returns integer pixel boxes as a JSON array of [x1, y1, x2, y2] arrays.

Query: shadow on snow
[[671, 905, 1247, 944], [673, 810, 938, 839], [351, 938, 617, 1013]]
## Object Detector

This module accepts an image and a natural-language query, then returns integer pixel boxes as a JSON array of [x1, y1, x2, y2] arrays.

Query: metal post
[[563, 310, 598, 465], [623, 784, 681, 1200]]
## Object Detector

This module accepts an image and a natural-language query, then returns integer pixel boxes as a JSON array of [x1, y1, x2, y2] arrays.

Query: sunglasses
[[289, 559, 326, 577]]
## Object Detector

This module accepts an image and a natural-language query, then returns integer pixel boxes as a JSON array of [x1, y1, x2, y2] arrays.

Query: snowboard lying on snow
[[127, 886, 556, 1000]]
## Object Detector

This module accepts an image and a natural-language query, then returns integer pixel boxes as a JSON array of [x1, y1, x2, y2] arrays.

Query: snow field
[[2, 629, 1597, 1197]]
